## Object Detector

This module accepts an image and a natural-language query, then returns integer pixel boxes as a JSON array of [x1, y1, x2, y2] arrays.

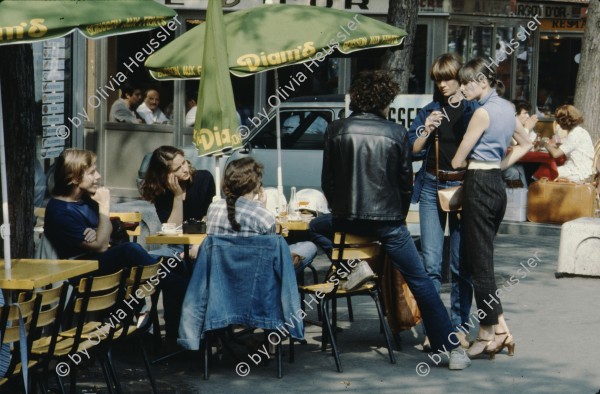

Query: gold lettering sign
[[237, 42, 316, 72], [194, 127, 242, 154], [0, 19, 47, 41]]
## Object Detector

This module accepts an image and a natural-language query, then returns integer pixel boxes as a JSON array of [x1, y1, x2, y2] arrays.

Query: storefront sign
[[515, 3, 584, 19], [43, 70, 65, 81], [42, 137, 66, 148], [40, 147, 65, 159], [42, 82, 64, 92], [388, 94, 432, 131], [43, 59, 65, 71], [160, 0, 384, 14], [42, 114, 64, 126], [540, 18, 586, 31], [42, 92, 65, 103], [42, 103, 64, 115]]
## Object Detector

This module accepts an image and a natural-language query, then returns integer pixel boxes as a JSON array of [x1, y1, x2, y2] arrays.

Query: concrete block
[[556, 217, 600, 277]]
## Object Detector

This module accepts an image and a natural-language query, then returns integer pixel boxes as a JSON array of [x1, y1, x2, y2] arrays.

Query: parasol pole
[[274, 69, 285, 210], [344, 93, 350, 119], [214, 156, 221, 201], [0, 81, 12, 274]]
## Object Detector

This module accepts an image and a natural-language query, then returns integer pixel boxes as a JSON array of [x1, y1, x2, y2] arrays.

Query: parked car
[[137, 94, 431, 198], [137, 95, 346, 195]]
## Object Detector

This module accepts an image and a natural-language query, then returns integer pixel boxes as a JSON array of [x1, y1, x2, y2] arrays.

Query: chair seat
[[299, 281, 377, 295], [32, 334, 98, 357], [59, 321, 109, 339]]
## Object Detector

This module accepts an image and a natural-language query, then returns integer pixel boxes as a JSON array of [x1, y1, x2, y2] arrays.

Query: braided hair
[[222, 157, 264, 231]]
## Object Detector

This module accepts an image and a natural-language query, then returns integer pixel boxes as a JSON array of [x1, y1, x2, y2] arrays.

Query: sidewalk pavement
[[77, 222, 600, 394]]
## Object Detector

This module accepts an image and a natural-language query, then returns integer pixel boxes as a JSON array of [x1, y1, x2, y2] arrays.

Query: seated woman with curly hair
[[206, 157, 317, 274], [542, 105, 594, 182]]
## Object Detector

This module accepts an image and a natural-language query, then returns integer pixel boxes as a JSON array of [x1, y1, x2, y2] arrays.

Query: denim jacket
[[178, 235, 304, 350], [408, 99, 479, 203]]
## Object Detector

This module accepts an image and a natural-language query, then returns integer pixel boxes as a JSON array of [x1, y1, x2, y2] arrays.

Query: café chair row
[[0, 260, 163, 393]]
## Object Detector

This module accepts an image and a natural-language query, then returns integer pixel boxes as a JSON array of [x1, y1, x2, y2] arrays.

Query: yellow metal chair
[[0, 294, 42, 393], [298, 232, 396, 372]]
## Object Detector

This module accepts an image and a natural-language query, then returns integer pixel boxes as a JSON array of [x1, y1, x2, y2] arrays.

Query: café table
[[518, 150, 566, 180], [0, 258, 98, 290], [145, 233, 207, 263]]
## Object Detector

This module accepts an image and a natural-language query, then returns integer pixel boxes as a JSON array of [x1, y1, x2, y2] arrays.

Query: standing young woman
[[451, 58, 532, 358], [141, 145, 216, 258], [409, 53, 476, 350]]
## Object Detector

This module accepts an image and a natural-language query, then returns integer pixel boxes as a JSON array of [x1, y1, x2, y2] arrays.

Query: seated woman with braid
[[206, 157, 317, 274]]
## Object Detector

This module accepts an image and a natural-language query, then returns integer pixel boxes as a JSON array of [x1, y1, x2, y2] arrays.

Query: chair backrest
[[331, 232, 382, 262], [119, 261, 163, 335], [70, 270, 126, 346], [110, 211, 143, 240], [18, 282, 69, 330], [0, 294, 42, 384], [18, 282, 71, 367]]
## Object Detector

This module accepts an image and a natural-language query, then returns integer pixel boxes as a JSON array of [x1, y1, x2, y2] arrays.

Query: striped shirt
[[206, 197, 276, 236]]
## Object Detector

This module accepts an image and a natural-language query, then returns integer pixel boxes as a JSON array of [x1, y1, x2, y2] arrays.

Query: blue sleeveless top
[[468, 90, 515, 162]]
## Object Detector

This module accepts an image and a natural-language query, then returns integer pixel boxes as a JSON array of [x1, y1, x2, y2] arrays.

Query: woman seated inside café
[[540, 105, 594, 183], [206, 157, 317, 274]]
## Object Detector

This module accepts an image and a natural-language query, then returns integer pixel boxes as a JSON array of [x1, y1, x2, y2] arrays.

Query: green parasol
[[145, 4, 406, 80], [194, 0, 241, 197]]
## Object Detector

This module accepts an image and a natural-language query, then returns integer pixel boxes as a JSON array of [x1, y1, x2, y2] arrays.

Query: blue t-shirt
[[44, 197, 99, 258]]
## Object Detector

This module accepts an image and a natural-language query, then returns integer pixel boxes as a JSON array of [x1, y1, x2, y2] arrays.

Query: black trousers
[[462, 169, 506, 326]]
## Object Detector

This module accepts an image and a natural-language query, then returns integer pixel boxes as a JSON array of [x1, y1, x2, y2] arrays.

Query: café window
[[103, 30, 176, 124], [448, 21, 534, 103]]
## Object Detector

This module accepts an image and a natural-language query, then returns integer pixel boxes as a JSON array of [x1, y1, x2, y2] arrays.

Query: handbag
[[435, 130, 463, 212], [527, 177, 596, 224], [380, 255, 421, 332], [109, 217, 138, 246]]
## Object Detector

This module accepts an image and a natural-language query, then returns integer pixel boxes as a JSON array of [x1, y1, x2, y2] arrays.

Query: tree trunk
[[574, 0, 600, 143], [0, 44, 36, 259], [381, 0, 419, 93]]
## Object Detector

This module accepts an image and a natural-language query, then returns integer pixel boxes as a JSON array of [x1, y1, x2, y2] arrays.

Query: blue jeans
[[419, 172, 472, 328], [332, 217, 458, 353], [463, 169, 506, 326], [308, 214, 334, 255], [85, 242, 156, 276], [290, 241, 318, 274]]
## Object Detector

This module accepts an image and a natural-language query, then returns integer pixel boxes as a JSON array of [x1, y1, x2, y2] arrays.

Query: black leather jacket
[[322, 112, 413, 221]]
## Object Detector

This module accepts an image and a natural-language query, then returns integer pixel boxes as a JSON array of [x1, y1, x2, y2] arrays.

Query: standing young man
[[321, 70, 470, 370]]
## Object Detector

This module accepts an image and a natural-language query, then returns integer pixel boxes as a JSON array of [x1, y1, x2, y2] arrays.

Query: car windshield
[[251, 109, 333, 150]]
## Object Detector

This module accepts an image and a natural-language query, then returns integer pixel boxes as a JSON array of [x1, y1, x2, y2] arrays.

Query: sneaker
[[343, 261, 375, 291], [449, 348, 471, 370]]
